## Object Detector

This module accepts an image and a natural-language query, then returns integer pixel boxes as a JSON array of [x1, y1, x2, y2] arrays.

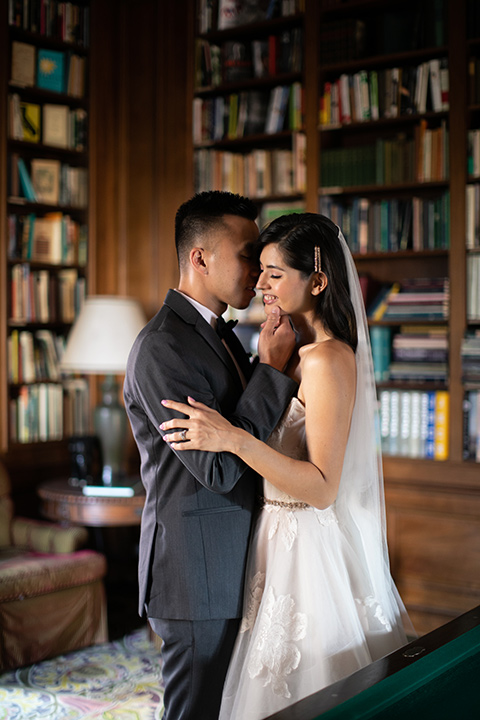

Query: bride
[[161, 213, 413, 719]]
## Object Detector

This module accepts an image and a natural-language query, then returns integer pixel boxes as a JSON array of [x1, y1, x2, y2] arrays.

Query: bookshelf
[[0, 2, 90, 459], [191, 0, 480, 633], [193, 2, 307, 227]]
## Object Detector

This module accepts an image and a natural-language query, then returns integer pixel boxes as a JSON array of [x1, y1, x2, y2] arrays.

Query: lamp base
[[94, 375, 127, 486]]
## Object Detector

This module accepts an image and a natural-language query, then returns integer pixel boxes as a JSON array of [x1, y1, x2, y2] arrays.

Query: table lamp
[[61, 295, 147, 486]]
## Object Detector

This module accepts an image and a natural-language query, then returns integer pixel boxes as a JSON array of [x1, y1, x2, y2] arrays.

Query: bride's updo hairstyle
[[258, 213, 358, 352]]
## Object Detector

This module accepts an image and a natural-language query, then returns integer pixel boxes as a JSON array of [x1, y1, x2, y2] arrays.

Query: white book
[[379, 390, 391, 455], [429, 58, 442, 112], [410, 391, 422, 458], [339, 74, 352, 124], [389, 390, 400, 456], [399, 391, 411, 456]]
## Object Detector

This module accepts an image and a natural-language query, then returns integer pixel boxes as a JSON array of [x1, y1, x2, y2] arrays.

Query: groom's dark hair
[[175, 191, 258, 270]]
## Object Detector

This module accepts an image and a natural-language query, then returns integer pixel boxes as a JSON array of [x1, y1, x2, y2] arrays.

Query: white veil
[[335, 226, 414, 640]]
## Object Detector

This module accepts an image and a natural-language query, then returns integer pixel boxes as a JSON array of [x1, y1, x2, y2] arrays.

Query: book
[[19, 102, 41, 142], [42, 104, 69, 147], [31, 213, 63, 264], [31, 159, 61, 204], [217, 0, 270, 29], [223, 40, 253, 83], [82, 483, 142, 497], [11, 41, 36, 87], [265, 85, 289, 134], [37, 48, 65, 93], [368, 282, 401, 320], [434, 390, 449, 460], [17, 157, 37, 201], [369, 326, 391, 382]]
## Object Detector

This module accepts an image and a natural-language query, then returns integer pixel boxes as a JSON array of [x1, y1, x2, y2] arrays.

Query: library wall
[[89, 0, 193, 315]]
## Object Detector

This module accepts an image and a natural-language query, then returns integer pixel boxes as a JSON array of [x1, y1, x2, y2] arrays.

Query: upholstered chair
[[0, 461, 108, 671]]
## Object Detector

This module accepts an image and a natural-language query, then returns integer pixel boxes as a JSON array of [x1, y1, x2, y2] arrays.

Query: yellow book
[[19, 102, 40, 143], [434, 390, 449, 460], [372, 282, 401, 321]]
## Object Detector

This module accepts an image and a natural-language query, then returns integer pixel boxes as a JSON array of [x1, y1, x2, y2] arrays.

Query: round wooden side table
[[38, 478, 145, 527]]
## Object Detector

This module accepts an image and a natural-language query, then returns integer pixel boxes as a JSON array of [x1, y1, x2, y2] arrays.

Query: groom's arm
[[124, 333, 297, 494]]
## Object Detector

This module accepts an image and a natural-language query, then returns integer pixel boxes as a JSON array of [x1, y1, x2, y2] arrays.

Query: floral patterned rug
[[0, 627, 164, 719]]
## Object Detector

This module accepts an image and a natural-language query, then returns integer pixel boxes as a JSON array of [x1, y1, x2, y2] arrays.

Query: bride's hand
[[159, 397, 242, 453]]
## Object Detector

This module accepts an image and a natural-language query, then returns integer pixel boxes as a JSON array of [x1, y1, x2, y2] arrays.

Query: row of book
[[467, 255, 480, 321], [319, 2, 446, 64], [462, 332, 480, 383], [10, 263, 85, 324], [9, 378, 89, 444], [194, 134, 306, 196], [463, 390, 480, 462], [193, 83, 302, 144], [379, 389, 449, 460], [8, 212, 87, 266], [198, 0, 303, 34], [466, 183, 480, 248], [8, 94, 87, 151], [368, 278, 449, 323], [195, 28, 302, 88], [370, 325, 448, 384], [10, 155, 88, 208], [320, 121, 448, 188], [320, 59, 449, 127], [8, 0, 89, 46], [8, 328, 64, 384], [11, 41, 86, 97], [319, 193, 450, 254]]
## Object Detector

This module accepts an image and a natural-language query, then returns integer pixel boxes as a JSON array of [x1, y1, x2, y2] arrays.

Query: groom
[[124, 191, 297, 719]]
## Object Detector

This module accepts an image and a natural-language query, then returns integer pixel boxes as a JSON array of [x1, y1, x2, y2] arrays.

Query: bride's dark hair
[[258, 213, 358, 352]]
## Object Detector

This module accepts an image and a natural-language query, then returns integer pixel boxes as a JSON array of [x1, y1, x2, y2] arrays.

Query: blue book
[[17, 158, 37, 201], [37, 49, 65, 93], [370, 325, 392, 382], [425, 391, 437, 459]]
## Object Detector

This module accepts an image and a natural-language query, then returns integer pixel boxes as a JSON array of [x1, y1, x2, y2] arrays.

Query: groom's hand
[[257, 306, 296, 372]]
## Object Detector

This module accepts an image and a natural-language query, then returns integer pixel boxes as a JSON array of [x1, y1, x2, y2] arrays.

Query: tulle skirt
[[219, 502, 408, 720]]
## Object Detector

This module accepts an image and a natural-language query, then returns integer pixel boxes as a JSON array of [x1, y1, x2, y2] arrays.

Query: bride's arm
[[161, 341, 355, 510]]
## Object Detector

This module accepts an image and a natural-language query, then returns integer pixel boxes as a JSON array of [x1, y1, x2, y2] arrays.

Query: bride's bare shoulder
[[300, 337, 354, 370]]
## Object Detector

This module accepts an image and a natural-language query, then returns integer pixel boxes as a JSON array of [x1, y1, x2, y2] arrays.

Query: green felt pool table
[[267, 604, 480, 719]]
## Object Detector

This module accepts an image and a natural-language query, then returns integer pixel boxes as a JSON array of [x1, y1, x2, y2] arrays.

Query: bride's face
[[257, 243, 314, 317]]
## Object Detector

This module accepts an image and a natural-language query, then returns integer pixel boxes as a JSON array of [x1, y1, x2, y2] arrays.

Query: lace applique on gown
[[219, 397, 408, 720]]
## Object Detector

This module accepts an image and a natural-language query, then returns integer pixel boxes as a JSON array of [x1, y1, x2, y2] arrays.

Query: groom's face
[[205, 215, 260, 311]]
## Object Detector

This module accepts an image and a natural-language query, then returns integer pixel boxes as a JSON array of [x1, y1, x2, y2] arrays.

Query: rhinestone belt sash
[[261, 496, 310, 509]]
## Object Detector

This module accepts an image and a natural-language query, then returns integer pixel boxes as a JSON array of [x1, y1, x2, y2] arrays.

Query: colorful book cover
[[17, 157, 37, 201], [19, 102, 41, 142], [37, 48, 65, 93], [434, 390, 450, 460], [425, 390, 437, 459]]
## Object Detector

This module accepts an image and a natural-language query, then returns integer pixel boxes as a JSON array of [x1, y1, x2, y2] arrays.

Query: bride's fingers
[[159, 417, 192, 431], [187, 396, 210, 410], [162, 430, 190, 444], [161, 399, 191, 414]]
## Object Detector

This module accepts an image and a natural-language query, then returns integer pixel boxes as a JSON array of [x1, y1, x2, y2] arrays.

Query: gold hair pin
[[314, 246, 321, 273]]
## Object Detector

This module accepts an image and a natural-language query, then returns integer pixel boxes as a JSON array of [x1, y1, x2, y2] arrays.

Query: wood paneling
[[90, 0, 194, 317], [385, 467, 480, 635]]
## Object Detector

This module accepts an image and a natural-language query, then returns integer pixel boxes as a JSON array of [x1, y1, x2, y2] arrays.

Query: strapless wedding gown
[[219, 397, 408, 720]]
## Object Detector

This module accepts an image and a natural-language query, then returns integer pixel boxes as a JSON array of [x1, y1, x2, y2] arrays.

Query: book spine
[[434, 390, 449, 460]]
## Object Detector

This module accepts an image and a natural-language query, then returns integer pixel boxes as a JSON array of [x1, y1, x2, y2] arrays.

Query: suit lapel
[[164, 290, 246, 390]]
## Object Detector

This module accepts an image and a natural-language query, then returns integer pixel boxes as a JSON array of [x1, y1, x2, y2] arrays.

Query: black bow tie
[[216, 317, 239, 338], [216, 316, 252, 380]]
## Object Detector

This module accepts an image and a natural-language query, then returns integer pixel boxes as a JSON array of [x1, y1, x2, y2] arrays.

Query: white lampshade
[[61, 296, 146, 374]]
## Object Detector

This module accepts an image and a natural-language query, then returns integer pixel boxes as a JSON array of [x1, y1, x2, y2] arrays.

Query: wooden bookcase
[[192, 0, 480, 634], [0, 2, 91, 476]]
